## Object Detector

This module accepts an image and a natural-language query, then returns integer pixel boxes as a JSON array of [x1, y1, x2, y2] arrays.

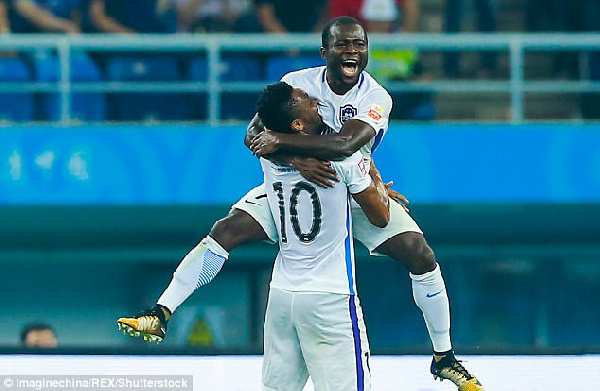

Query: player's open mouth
[[342, 60, 359, 77]]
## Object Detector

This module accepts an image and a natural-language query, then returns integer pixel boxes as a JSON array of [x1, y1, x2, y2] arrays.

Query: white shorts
[[232, 184, 279, 242], [232, 184, 423, 254], [262, 288, 371, 391]]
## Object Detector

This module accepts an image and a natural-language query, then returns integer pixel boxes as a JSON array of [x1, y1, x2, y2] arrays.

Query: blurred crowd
[[0, 0, 598, 120], [0, 0, 595, 38]]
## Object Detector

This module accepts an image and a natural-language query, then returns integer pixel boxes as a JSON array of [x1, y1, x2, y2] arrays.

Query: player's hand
[[250, 130, 280, 157], [292, 157, 339, 188], [386, 181, 409, 212]]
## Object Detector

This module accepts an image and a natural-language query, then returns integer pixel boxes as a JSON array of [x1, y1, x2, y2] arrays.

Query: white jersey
[[260, 151, 371, 295], [281, 66, 392, 165]]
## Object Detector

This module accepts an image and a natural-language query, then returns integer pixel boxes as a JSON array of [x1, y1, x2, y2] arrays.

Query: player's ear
[[291, 119, 304, 132], [320, 47, 327, 61]]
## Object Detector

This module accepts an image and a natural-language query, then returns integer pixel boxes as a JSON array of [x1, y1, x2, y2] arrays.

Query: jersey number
[[272, 181, 322, 244]]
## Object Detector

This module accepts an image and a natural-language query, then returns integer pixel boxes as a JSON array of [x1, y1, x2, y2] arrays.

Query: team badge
[[339, 104, 357, 124]]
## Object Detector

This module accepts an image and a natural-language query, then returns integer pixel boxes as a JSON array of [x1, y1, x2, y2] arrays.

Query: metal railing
[[0, 33, 599, 125]]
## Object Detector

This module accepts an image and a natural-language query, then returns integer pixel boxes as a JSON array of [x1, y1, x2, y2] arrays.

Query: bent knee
[[210, 209, 267, 250], [380, 232, 437, 274]]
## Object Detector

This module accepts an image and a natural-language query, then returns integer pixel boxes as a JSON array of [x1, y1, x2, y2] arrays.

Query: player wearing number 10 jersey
[[118, 16, 483, 391], [258, 81, 390, 391]]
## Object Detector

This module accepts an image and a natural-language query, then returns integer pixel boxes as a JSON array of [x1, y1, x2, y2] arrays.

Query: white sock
[[410, 264, 452, 353], [157, 235, 229, 313]]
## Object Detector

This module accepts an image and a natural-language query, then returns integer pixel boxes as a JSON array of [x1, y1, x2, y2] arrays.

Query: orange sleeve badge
[[368, 104, 385, 121]]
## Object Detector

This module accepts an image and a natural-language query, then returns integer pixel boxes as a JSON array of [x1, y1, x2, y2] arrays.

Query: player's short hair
[[321, 16, 367, 48], [256, 81, 298, 134], [20, 322, 55, 344]]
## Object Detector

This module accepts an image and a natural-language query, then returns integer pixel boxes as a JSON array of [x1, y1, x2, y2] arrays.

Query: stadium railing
[[0, 33, 599, 124]]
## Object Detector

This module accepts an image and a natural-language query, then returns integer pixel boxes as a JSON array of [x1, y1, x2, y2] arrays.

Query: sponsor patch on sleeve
[[367, 104, 385, 121]]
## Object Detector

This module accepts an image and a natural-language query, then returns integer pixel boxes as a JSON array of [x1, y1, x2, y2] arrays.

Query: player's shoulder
[[360, 71, 391, 97], [282, 66, 326, 84]]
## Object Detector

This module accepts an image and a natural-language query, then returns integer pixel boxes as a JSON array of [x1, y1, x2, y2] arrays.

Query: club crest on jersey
[[339, 104, 357, 124]]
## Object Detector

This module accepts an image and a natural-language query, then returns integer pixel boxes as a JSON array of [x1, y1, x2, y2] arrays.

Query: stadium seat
[[0, 57, 34, 122], [106, 55, 186, 121], [34, 52, 105, 121], [265, 55, 324, 82], [188, 55, 262, 120], [188, 55, 261, 82]]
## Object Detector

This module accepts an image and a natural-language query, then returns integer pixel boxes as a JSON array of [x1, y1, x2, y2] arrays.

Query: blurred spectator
[[443, 0, 498, 78], [525, 0, 577, 78], [78, 0, 95, 33], [253, 0, 327, 33], [330, 0, 435, 120], [7, 0, 80, 33], [176, 0, 251, 33], [330, 0, 419, 33], [20, 322, 58, 348], [578, 0, 600, 119], [525, 0, 568, 33], [0, 1, 10, 33], [87, 0, 176, 34]]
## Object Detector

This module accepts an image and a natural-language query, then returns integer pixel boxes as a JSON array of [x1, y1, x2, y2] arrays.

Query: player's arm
[[244, 113, 264, 148], [250, 118, 374, 160], [352, 173, 390, 228], [251, 88, 392, 160], [245, 113, 339, 188]]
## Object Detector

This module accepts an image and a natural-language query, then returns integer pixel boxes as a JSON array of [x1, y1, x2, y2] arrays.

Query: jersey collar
[[321, 68, 366, 91]]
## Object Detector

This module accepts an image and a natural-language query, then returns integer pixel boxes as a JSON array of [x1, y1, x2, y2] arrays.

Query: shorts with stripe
[[262, 288, 371, 391]]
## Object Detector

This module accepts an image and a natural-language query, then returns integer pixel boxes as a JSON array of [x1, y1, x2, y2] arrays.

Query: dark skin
[[246, 21, 436, 275], [281, 87, 390, 228], [247, 23, 373, 161], [210, 21, 434, 275]]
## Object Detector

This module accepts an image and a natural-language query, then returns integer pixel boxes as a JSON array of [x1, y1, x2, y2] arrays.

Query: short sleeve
[[333, 151, 371, 194], [352, 88, 392, 133]]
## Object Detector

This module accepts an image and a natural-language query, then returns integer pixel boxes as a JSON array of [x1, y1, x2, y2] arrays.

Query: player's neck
[[326, 71, 356, 95]]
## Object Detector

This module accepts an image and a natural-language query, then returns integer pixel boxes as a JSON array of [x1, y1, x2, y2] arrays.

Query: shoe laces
[[137, 315, 160, 331], [443, 359, 474, 382]]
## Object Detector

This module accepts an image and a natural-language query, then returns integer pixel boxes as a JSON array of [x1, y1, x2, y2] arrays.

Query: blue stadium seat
[[34, 52, 105, 121], [106, 56, 186, 121], [188, 55, 262, 120], [221, 55, 261, 82], [188, 57, 208, 81], [188, 55, 261, 82], [265, 55, 324, 82], [0, 57, 34, 122]]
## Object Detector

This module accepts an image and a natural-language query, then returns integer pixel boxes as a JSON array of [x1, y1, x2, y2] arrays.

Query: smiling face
[[320, 21, 369, 95]]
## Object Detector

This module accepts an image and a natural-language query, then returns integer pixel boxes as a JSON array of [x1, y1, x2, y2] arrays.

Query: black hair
[[20, 322, 55, 344], [321, 16, 367, 48], [256, 81, 297, 134]]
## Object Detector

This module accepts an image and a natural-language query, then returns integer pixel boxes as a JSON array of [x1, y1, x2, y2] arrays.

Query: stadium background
[[0, 0, 599, 389]]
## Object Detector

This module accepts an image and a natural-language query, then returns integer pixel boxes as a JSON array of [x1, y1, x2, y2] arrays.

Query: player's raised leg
[[117, 234, 230, 342], [118, 186, 276, 342]]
